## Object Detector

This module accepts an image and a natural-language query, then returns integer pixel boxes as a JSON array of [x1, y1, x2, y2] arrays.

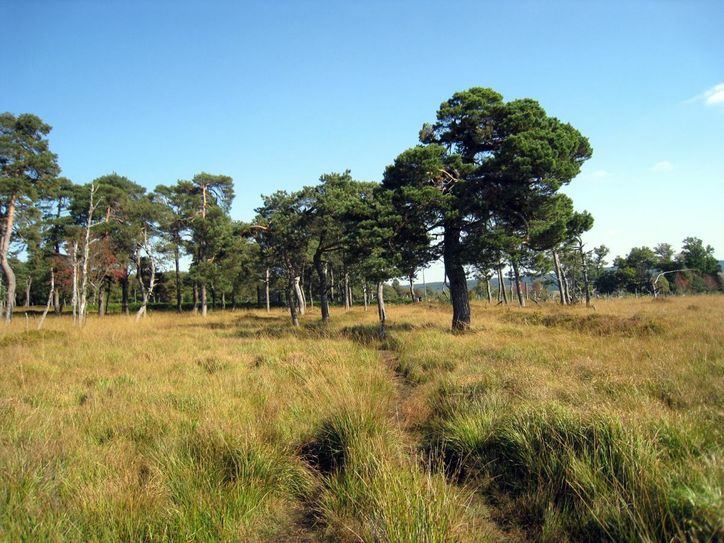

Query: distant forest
[[1, 88, 721, 329]]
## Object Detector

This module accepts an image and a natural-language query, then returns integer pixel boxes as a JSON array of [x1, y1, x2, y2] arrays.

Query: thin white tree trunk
[[37, 269, 55, 330], [71, 241, 78, 321], [135, 229, 156, 322], [78, 184, 98, 325]]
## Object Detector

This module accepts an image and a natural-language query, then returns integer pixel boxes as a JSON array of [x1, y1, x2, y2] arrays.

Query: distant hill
[[414, 277, 540, 293]]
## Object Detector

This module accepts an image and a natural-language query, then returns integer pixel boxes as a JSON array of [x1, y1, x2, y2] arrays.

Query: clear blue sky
[[2, 0, 722, 280]]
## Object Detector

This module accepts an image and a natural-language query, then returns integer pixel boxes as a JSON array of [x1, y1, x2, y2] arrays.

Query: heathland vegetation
[[1, 298, 722, 541], [1, 87, 722, 541]]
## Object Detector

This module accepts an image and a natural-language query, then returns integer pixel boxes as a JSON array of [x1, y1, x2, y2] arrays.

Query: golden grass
[[0, 296, 722, 541]]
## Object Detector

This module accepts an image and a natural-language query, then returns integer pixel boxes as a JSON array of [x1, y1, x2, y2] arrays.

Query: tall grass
[[1, 296, 722, 541]]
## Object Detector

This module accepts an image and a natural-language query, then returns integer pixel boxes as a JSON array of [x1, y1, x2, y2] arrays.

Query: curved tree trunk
[[1, 197, 17, 321], [294, 276, 305, 315], [444, 225, 470, 331]]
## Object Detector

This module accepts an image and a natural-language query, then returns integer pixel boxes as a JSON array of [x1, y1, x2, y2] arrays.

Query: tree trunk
[[552, 250, 567, 305], [135, 232, 156, 321], [363, 282, 369, 311], [221, 292, 226, 310], [53, 288, 62, 315], [200, 283, 207, 317], [78, 185, 97, 324], [98, 276, 111, 316], [287, 277, 299, 326], [498, 266, 508, 304], [409, 274, 416, 302], [486, 278, 492, 304], [265, 268, 270, 312], [294, 276, 305, 315], [314, 253, 330, 322], [174, 246, 182, 312], [192, 282, 199, 313], [71, 241, 79, 321], [561, 267, 571, 304], [343, 272, 350, 310], [120, 266, 129, 315], [1, 197, 17, 321], [511, 259, 525, 307], [422, 268, 427, 301], [444, 225, 470, 331], [38, 269, 55, 330], [330, 267, 335, 304], [376, 281, 386, 333], [579, 241, 592, 307]]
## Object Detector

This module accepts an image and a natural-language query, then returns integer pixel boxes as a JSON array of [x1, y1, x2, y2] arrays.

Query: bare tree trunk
[[37, 269, 55, 330], [486, 278, 492, 304], [53, 288, 61, 315], [308, 281, 313, 308], [511, 259, 525, 307], [422, 268, 427, 301], [71, 241, 79, 321], [98, 276, 109, 316], [578, 240, 592, 307], [174, 246, 182, 312], [561, 267, 572, 304], [24, 277, 32, 308], [293, 276, 305, 315], [78, 184, 98, 325], [192, 282, 199, 313], [120, 266, 129, 315], [363, 282, 369, 311], [200, 284, 207, 317], [343, 272, 350, 310], [221, 292, 226, 310], [409, 274, 416, 302], [1, 197, 17, 321], [444, 224, 471, 331], [265, 268, 270, 312], [135, 230, 156, 321], [376, 281, 386, 333], [287, 276, 299, 326], [330, 267, 335, 304], [313, 253, 329, 322], [552, 250, 567, 305], [498, 266, 508, 304]]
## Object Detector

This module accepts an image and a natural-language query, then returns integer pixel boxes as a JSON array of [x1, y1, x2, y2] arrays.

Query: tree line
[[2, 88, 720, 329]]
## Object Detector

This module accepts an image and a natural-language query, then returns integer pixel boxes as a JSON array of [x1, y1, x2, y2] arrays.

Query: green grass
[[1, 296, 722, 541]]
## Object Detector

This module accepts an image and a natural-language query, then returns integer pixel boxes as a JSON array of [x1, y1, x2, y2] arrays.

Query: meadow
[[1, 296, 722, 542]]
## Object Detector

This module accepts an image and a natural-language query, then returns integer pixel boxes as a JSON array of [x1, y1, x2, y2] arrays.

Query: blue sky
[[2, 0, 722, 280]]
